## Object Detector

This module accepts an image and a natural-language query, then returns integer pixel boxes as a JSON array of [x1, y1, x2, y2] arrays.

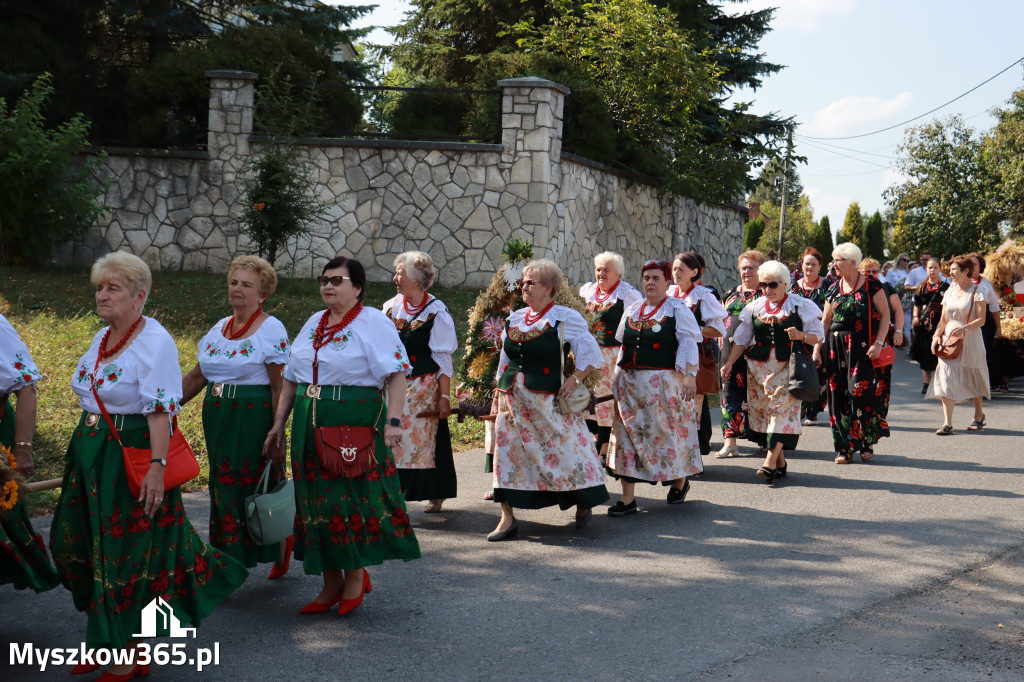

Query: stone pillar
[[497, 77, 570, 260]]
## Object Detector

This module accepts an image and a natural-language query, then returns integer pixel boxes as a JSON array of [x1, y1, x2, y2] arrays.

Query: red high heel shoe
[[96, 664, 150, 681], [338, 569, 371, 615], [267, 535, 294, 580], [299, 592, 343, 614], [71, 661, 102, 674]]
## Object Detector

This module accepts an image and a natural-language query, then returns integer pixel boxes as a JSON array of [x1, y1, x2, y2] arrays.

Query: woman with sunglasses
[[488, 259, 606, 540], [668, 252, 727, 458], [579, 251, 643, 463], [860, 258, 905, 422], [719, 261, 823, 482], [264, 256, 420, 615], [606, 259, 703, 514], [821, 243, 892, 464], [717, 250, 766, 458], [790, 247, 831, 426], [383, 251, 459, 513]]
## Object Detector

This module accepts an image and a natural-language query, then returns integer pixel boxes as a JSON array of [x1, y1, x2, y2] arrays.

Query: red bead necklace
[[223, 304, 262, 340], [314, 303, 363, 350], [926, 280, 940, 292], [524, 301, 555, 326], [674, 283, 695, 299], [594, 280, 620, 304], [403, 293, 430, 316], [94, 315, 143, 372], [764, 293, 788, 316], [638, 297, 667, 321]]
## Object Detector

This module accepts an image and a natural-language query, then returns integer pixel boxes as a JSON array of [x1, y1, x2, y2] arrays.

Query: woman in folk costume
[[579, 251, 642, 462], [383, 251, 459, 513], [488, 259, 607, 540], [789, 247, 831, 425], [606, 259, 703, 516]]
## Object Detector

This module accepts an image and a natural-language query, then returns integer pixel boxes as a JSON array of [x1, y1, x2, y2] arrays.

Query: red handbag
[[309, 358, 383, 478], [866, 291, 895, 369], [91, 386, 199, 497]]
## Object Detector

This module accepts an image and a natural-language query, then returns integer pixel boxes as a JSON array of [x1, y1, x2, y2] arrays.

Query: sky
[[344, 0, 1024, 231]]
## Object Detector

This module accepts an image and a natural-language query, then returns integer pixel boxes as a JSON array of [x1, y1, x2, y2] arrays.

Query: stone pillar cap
[[204, 70, 259, 80], [497, 77, 570, 95]]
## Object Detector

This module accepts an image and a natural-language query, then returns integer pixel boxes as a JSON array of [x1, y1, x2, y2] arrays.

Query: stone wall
[[61, 72, 746, 294]]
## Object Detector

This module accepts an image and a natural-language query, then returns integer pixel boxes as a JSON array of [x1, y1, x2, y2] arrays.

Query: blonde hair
[[91, 252, 152, 310], [757, 260, 790, 284], [737, 250, 766, 267], [228, 255, 278, 299], [860, 257, 881, 272], [523, 259, 563, 292], [393, 251, 437, 290], [593, 251, 625, 278], [832, 242, 863, 269]]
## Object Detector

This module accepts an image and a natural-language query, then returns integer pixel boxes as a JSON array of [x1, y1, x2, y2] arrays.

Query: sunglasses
[[318, 275, 351, 286], [521, 279, 540, 288], [759, 281, 784, 290], [644, 259, 668, 267]]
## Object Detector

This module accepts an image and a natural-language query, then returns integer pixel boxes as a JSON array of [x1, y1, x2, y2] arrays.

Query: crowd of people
[[0, 242, 1009, 679]]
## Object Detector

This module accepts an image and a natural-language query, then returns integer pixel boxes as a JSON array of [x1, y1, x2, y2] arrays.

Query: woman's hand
[[384, 424, 401, 448], [811, 346, 822, 368], [681, 374, 697, 400], [12, 445, 34, 477], [263, 422, 285, 458], [437, 395, 452, 419], [719, 362, 733, 380], [139, 464, 165, 518], [949, 325, 966, 338], [784, 326, 805, 341], [866, 343, 882, 362], [893, 330, 904, 347], [558, 374, 582, 400]]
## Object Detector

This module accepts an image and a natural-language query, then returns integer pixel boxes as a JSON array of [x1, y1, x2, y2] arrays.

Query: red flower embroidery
[[391, 508, 409, 527]]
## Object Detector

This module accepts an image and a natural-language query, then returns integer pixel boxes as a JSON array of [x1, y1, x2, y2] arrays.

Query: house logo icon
[[133, 597, 198, 638]]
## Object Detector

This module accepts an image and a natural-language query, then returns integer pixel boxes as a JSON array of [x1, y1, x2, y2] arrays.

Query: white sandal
[[714, 445, 739, 458]]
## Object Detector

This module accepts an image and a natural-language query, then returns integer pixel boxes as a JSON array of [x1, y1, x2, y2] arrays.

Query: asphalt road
[[4, 354, 1023, 681]]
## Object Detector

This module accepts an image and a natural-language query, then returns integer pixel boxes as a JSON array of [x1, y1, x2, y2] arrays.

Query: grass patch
[[1, 265, 485, 515]]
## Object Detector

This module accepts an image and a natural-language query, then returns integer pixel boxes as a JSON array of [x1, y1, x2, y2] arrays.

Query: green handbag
[[245, 461, 295, 546]]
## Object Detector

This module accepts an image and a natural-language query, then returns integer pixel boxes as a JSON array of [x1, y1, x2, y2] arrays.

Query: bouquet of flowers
[[0, 444, 24, 516]]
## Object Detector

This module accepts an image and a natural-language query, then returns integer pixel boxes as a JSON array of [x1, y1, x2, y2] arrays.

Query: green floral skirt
[[202, 384, 282, 567], [49, 412, 248, 650], [292, 385, 421, 573], [1, 402, 59, 592]]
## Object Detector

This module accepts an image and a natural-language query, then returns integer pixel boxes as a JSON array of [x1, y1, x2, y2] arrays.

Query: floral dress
[[0, 314, 59, 593], [51, 317, 248, 650], [790, 276, 832, 420], [824, 277, 891, 455], [383, 294, 459, 502], [607, 297, 703, 482], [492, 306, 608, 510], [719, 287, 761, 440], [196, 315, 289, 567], [580, 280, 643, 445], [732, 295, 824, 452], [911, 280, 950, 372], [283, 307, 420, 572]]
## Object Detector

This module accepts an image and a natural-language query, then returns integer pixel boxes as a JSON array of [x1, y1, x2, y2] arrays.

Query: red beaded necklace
[[524, 301, 555, 326], [94, 315, 143, 372], [638, 297, 668, 321], [594, 280, 620, 304], [223, 304, 262, 340], [926, 280, 941, 292], [314, 303, 363, 350], [403, 292, 429, 315], [839, 274, 863, 296], [674, 283, 695, 299], [764, 293, 788, 316]]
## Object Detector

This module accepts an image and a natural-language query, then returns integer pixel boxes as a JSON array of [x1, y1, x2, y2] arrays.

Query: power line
[[803, 168, 891, 178], [794, 135, 896, 161], [797, 138, 893, 169], [802, 57, 1023, 141]]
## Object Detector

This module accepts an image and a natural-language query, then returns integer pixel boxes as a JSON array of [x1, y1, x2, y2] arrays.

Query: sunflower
[[466, 350, 494, 379], [1, 479, 17, 511]]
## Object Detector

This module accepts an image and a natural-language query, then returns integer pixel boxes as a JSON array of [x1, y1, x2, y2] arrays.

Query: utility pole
[[777, 127, 793, 262]]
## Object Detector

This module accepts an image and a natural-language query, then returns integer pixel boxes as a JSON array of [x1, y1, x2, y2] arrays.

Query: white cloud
[[808, 92, 913, 137], [805, 187, 852, 230], [736, 0, 856, 32]]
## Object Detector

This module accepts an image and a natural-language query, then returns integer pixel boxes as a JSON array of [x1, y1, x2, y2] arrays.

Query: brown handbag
[[934, 285, 975, 361], [309, 358, 383, 478], [695, 340, 721, 395]]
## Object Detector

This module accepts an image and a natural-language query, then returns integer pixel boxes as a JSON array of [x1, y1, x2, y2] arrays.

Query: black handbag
[[788, 342, 820, 402]]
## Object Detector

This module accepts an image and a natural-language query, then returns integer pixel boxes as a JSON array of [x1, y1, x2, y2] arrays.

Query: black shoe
[[921, 383, 929, 395], [486, 521, 519, 542], [756, 466, 777, 482], [775, 462, 787, 477], [574, 508, 592, 529], [607, 500, 638, 517], [667, 479, 690, 505]]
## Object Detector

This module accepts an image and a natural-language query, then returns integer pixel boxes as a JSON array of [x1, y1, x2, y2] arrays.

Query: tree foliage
[[862, 210, 886, 260], [0, 74, 107, 265], [836, 201, 865, 247], [744, 217, 764, 250], [810, 216, 834, 265], [753, 194, 817, 262], [982, 87, 1024, 236], [883, 115, 1000, 258]]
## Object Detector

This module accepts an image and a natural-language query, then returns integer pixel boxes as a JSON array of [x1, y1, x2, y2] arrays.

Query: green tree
[[753, 194, 817, 261], [744, 217, 765, 250], [982, 87, 1024, 236], [836, 202, 865, 247], [0, 74, 107, 265], [862, 210, 886, 260], [883, 115, 1000, 257], [748, 155, 805, 207], [810, 216, 834, 265]]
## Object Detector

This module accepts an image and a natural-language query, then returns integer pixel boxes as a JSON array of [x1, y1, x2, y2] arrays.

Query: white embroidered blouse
[[495, 305, 604, 381], [283, 307, 412, 388], [381, 294, 458, 377], [71, 317, 183, 416], [667, 284, 728, 337], [614, 297, 702, 371], [1, 314, 42, 393], [579, 280, 644, 308], [732, 295, 825, 347], [196, 315, 290, 385]]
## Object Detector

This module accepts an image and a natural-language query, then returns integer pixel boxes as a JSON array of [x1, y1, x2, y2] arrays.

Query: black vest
[[745, 312, 803, 362], [497, 321, 566, 394], [586, 298, 626, 347], [387, 307, 441, 378], [619, 314, 677, 370]]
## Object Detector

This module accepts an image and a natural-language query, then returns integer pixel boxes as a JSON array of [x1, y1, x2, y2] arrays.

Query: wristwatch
[[388, 417, 401, 427], [873, 340, 885, 346], [150, 457, 167, 466], [685, 369, 698, 377]]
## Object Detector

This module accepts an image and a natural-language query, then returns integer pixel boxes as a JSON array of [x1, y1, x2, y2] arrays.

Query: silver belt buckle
[[211, 382, 224, 397], [306, 384, 321, 399], [85, 413, 100, 427]]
